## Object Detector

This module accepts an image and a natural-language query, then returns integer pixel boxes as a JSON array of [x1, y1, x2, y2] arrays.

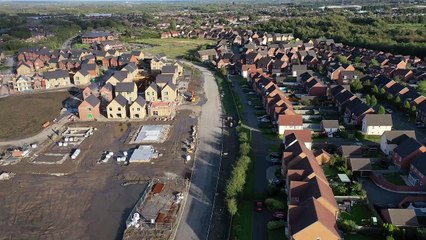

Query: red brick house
[[78, 95, 101, 120], [408, 153, 426, 190], [392, 137, 426, 169]]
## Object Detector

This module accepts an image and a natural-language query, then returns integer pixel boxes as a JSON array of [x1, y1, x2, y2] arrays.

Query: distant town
[[1, 1, 426, 240]]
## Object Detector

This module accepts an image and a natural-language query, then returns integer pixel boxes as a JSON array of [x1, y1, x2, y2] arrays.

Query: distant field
[[0, 91, 70, 140], [128, 38, 216, 58]]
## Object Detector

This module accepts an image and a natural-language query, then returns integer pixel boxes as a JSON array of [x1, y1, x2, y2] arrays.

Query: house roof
[[335, 90, 354, 105], [113, 95, 128, 106], [43, 70, 69, 80], [161, 65, 177, 74], [278, 115, 303, 126], [348, 158, 372, 171], [381, 209, 419, 227], [197, 49, 217, 57], [156, 74, 174, 84], [84, 94, 100, 107], [411, 152, 426, 175], [81, 31, 111, 38], [386, 83, 406, 95], [321, 120, 339, 129], [115, 82, 135, 93], [288, 197, 340, 238], [132, 96, 146, 107], [101, 82, 113, 91], [363, 114, 393, 126], [284, 130, 312, 145], [394, 137, 423, 158], [383, 131, 416, 145], [340, 145, 363, 158], [289, 176, 337, 211], [110, 71, 128, 82]]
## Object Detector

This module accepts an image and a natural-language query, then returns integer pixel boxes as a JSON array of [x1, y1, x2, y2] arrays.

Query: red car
[[273, 211, 287, 219], [254, 201, 265, 212]]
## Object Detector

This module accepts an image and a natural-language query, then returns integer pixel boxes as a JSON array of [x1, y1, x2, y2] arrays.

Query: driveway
[[362, 178, 426, 206], [231, 77, 281, 240], [175, 63, 223, 240]]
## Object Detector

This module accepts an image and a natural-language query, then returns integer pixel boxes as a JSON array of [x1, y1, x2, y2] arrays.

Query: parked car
[[254, 105, 263, 110], [248, 91, 256, 95], [266, 155, 281, 164], [259, 118, 270, 123], [248, 101, 252, 106], [385, 108, 393, 114], [254, 200, 265, 212], [269, 152, 282, 158], [273, 211, 287, 219]]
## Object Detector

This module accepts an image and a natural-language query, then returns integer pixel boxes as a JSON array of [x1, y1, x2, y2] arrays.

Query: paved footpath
[[175, 63, 223, 240]]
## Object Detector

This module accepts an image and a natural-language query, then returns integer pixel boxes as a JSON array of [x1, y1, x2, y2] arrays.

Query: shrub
[[227, 198, 238, 216], [265, 198, 286, 211], [239, 143, 251, 155], [267, 184, 280, 197], [267, 220, 285, 230], [239, 132, 249, 142], [340, 219, 358, 232]]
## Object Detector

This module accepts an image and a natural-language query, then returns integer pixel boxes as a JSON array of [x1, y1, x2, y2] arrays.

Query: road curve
[[175, 63, 223, 240]]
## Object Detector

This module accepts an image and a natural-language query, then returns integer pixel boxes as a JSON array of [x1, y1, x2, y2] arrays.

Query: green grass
[[268, 228, 286, 240], [341, 204, 374, 226], [72, 43, 90, 49], [231, 201, 253, 240], [128, 38, 215, 58], [383, 173, 406, 186]]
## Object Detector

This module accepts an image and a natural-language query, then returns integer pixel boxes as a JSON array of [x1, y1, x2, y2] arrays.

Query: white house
[[278, 114, 303, 135], [361, 114, 393, 136], [380, 130, 416, 155], [320, 120, 339, 137], [15, 75, 33, 92]]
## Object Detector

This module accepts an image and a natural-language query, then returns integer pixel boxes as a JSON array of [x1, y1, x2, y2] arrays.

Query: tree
[[227, 198, 238, 215], [239, 132, 248, 142], [386, 93, 393, 100], [418, 81, 426, 96], [351, 79, 363, 92], [404, 101, 411, 110], [170, 20, 176, 30], [240, 143, 251, 155], [372, 85, 379, 94], [378, 105, 386, 114], [365, 94, 371, 106], [337, 55, 350, 64], [394, 96, 401, 104], [371, 95, 378, 107], [379, 87, 386, 96], [340, 219, 358, 232], [370, 59, 380, 67]]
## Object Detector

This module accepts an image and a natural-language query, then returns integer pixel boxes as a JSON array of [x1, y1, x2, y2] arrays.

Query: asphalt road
[[231, 77, 281, 240], [175, 64, 223, 240]]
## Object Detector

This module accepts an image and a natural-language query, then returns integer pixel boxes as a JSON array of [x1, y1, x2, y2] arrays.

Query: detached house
[[73, 69, 91, 85], [129, 96, 147, 119], [107, 95, 128, 119], [78, 95, 101, 121], [320, 120, 339, 137], [106, 71, 129, 86], [100, 83, 113, 102], [392, 137, 426, 169], [196, 49, 218, 62], [361, 114, 393, 136], [82, 82, 99, 99]]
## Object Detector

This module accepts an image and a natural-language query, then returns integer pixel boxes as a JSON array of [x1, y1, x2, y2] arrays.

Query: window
[[118, 107, 121, 111], [153, 111, 158, 116], [109, 107, 112, 111], [147, 92, 150, 96], [137, 108, 140, 111], [164, 91, 168, 95], [88, 107, 92, 111]]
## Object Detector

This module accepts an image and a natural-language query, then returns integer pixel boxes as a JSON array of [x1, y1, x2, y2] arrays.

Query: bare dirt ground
[[0, 108, 199, 240], [0, 91, 70, 140]]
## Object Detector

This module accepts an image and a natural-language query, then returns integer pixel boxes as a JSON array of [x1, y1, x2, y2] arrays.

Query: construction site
[[123, 178, 189, 240]]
